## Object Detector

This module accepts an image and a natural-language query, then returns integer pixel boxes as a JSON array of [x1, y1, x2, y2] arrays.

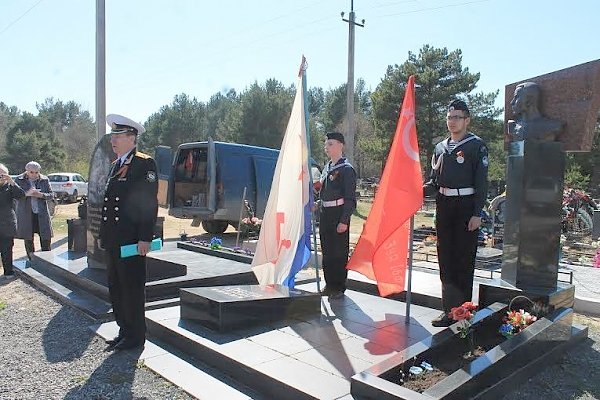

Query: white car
[[48, 173, 88, 203]]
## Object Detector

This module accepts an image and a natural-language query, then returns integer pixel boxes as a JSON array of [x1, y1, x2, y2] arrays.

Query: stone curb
[[574, 295, 600, 316]]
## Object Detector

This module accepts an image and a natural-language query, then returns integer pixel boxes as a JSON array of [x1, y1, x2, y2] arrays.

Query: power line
[[0, 0, 45, 37], [113, 12, 338, 93], [374, 0, 492, 18]]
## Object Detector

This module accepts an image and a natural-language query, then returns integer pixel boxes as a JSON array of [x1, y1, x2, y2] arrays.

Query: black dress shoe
[[105, 336, 123, 346], [320, 286, 332, 296], [431, 312, 454, 327], [113, 339, 144, 351], [328, 290, 345, 299]]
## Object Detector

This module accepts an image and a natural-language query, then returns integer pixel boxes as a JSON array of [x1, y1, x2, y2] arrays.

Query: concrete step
[[14, 260, 112, 320]]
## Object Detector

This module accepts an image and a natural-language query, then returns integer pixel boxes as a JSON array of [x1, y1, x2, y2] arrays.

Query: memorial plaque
[[180, 285, 321, 332]]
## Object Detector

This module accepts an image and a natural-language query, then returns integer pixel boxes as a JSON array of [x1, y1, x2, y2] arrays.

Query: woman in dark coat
[[0, 163, 26, 277], [15, 161, 54, 259]]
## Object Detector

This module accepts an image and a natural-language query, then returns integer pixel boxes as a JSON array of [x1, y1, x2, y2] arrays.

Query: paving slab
[[145, 283, 444, 400], [89, 321, 256, 400]]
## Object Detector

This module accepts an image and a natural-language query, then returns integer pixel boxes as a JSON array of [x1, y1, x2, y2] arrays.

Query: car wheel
[[70, 189, 78, 203]]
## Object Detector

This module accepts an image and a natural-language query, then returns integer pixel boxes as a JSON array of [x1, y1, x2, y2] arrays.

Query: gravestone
[[86, 135, 115, 269], [480, 59, 600, 308], [180, 284, 321, 331]]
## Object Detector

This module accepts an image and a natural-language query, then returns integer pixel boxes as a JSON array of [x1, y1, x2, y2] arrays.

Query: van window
[[173, 147, 209, 207]]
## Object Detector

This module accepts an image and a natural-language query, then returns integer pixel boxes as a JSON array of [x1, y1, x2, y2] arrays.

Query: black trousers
[[319, 205, 350, 292], [435, 194, 479, 312], [0, 236, 14, 275], [106, 246, 147, 343]]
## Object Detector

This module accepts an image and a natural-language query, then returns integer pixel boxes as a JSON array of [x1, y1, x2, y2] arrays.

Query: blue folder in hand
[[120, 238, 163, 258]]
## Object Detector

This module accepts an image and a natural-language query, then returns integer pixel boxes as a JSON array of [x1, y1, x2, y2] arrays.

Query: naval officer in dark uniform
[[424, 100, 488, 327], [318, 132, 357, 299], [100, 114, 158, 350]]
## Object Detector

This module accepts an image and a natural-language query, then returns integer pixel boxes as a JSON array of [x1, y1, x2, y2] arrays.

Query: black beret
[[447, 99, 470, 116], [326, 131, 345, 144]]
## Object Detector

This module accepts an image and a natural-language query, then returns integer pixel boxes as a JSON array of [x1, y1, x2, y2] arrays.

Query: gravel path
[[1, 277, 599, 400], [0, 279, 194, 400]]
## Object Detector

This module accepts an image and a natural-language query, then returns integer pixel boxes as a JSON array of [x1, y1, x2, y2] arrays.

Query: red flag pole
[[405, 216, 415, 324]]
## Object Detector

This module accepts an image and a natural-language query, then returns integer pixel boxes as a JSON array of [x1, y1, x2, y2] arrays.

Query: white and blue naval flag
[[251, 72, 313, 288]]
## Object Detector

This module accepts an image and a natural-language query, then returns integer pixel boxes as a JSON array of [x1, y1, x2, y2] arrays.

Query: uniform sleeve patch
[[146, 171, 157, 182], [482, 156, 489, 167]]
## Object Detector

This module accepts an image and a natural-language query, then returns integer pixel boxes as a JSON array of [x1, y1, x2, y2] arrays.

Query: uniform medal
[[456, 150, 465, 164]]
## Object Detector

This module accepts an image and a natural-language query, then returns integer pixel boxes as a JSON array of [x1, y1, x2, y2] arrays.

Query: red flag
[[347, 75, 423, 296]]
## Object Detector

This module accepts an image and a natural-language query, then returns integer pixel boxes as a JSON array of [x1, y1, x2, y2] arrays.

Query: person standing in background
[[0, 163, 26, 279], [15, 161, 54, 260]]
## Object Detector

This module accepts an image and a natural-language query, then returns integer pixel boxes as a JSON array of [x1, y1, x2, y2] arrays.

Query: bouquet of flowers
[[240, 216, 262, 237], [498, 309, 537, 338], [210, 237, 222, 250], [498, 295, 547, 338], [449, 302, 478, 356], [449, 301, 478, 338]]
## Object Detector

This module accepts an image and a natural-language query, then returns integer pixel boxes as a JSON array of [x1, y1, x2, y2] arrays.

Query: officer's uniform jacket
[[100, 149, 158, 249], [423, 133, 488, 216], [319, 157, 357, 225]]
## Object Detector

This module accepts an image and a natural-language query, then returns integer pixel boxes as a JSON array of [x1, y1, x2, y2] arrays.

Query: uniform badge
[[482, 156, 489, 167], [456, 150, 465, 164], [146, 171, 157, 182]]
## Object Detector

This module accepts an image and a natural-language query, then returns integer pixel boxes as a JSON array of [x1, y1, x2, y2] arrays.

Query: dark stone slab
[[504, 59, 600, 152], [145, 249, 188, 280], [502, 141, 565, 290], [178, 241, 253, 264], [478, 279, 575, 310], [351, 303, 587, 400], [25, 243, 257, 306], [180, 285, 321, 332]]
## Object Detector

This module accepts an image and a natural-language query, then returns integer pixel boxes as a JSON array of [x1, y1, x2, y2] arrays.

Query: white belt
[[322, 198, 345, 207], [439, 187, 475, 196]]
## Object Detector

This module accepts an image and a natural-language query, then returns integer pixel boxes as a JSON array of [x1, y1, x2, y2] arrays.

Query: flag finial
[[298, 55, 307, 77]]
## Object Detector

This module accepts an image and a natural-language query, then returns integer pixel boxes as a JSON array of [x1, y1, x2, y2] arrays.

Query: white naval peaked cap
[[106, 114, 146, 135]]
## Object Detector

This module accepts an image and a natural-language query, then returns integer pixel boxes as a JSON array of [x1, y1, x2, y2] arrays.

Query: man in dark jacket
[[423, 99, 488, 327], [100, 114, 158, 351], [318, 132, 357, 299], [0, 164, 25, 278]]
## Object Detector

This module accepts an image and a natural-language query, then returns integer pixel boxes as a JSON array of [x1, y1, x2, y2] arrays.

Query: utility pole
[[341, 0, 364, 166], [96, 0, 106, 141]]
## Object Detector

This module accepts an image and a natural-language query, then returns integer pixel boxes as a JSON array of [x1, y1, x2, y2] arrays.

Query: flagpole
[[235, 186, 247, 248], [300, 56, 321, 292], [405, 216, 415, 324]]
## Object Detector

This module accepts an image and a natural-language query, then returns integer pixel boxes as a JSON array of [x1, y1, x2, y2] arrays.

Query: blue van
[[168, 139, 321, 234]]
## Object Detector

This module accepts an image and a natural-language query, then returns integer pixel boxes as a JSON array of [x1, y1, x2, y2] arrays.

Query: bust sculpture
[[507, 82, 564, 142]]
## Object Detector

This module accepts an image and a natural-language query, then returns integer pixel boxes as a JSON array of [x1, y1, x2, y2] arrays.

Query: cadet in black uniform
[[424, 100, 488, 327], [100, 114, 158, 350], [318, 132, 357, 299]]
